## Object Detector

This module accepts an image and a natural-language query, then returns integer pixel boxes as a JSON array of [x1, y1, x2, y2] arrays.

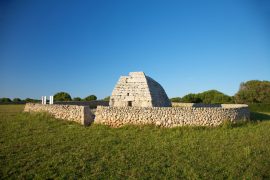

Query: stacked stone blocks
[[110, 72, 171, 107], [94, 104, 250, 127], [24, 103, 94, 125]]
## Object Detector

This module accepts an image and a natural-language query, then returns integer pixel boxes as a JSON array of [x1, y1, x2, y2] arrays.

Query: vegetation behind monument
[[171, 80, 270, 104], [235, 80, 270, 103], [1, 80, 270, 105], [53, 92, 72, 101]]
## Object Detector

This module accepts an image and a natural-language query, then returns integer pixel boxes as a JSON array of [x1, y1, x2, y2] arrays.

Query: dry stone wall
[[95, 104, 250, 127], [24, 103, 94, 125]]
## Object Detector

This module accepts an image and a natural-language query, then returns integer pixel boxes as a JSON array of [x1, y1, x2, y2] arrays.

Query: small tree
[[0, 98, 12, 103], [103, 96, 110, 101], [73, 97, 82, 101], [54, 92, 72, 101], [170, 97, 181, 102], [84, 95, 97, 101], [196, 90, 232, 104], [25, 98, 35, 102], [235, 80, 270, 104], [181, 94, 202, 103], [13, 98, 22, 102]]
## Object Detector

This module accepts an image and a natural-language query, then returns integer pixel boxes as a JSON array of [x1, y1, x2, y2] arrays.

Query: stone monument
[[109, 72, 171, 107]]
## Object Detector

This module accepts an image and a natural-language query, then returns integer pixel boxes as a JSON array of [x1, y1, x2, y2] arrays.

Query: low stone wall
[[24, 103, 94, 125], [95, 104, 250, 127]]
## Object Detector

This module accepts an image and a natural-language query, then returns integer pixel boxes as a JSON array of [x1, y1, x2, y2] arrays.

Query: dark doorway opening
[[128, 101, 132, 107]]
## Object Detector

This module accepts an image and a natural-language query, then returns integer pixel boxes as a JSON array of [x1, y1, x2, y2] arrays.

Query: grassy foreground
[[1, 105, 270, 179]]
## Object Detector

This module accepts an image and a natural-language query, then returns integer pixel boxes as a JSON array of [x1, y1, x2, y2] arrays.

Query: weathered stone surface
[[109, 72, 171, 107], [95, 104, 250, 127], [24, 103, 94, 125]]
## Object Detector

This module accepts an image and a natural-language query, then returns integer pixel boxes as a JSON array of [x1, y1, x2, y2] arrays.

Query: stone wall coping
[[97, 104, 248, 110]]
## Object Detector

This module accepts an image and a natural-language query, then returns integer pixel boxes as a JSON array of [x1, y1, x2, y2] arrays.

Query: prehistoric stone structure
[[109, 72, 171, 107], [23, 72, 250, 128]]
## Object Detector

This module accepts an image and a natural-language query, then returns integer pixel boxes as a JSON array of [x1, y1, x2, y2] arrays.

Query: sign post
[[49, 96, 54, 104]]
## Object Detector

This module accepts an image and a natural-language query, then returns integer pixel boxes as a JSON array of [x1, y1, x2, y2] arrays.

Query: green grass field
[[1, 105, 270, 179]]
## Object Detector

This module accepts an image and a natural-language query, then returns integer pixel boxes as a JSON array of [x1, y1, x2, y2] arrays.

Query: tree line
[[0, 98, 40, 103], [53, 92, 110, 101], [53, 92, 98, 101], [1, 80, 269, 104], [0, 92, 105, 103], [171, 80, 270, 104]]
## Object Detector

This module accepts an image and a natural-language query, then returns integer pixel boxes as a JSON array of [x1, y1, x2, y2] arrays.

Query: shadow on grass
[[218, 112, 270, 129], [250, 112, 270, 122]]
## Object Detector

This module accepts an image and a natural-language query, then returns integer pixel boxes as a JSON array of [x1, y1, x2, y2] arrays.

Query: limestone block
[[24, 103, 94, 126], [110, 72, 171, 107]]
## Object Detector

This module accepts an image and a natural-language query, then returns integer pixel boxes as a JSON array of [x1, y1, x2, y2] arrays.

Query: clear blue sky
[[1, 0, 269, 99]]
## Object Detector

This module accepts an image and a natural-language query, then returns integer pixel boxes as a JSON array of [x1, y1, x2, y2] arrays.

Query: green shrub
[[235, 80, 270, 104], [248, 104, 270, 113], [73, 97, 82, 101], [197, 90, 232, 104], [13, 98, 21, 102], [54, 92, 72, 101], [170, 97, 181, 102], [0, 98, 12, 103], [103, 96, 110, 101], [24, 98, 39, 103], [25, 98, 33, 102], [84, 95, 97, 101], [181, 93, 202, 103], [180, 90, 233, 104]]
